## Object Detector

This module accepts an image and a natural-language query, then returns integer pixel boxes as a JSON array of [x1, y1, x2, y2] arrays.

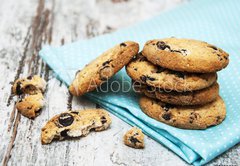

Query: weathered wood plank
[[0, 0, 239, 165], [0, 0, 38, 164]]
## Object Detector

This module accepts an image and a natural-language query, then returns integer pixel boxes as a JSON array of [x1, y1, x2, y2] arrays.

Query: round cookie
[[139, 95, 226, 129], [133, 81, 219, 106], [142, 38, 229, 73], [41, 109, 111, 144], [126, 53, 217, 92], [69, 41, 139, 96]]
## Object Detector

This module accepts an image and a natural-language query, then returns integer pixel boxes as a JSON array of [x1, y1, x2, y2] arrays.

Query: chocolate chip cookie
[[69, 41, 139, 96], [41, 109, 111, 144], [123, 127, 144, 149], [139, 96, 226, 129], [16, 93, 45, 119], [126, 53, 217, 92], [142, 38, 229, 73], [133, 81, 219, 106], [12, 75, 46, 95]]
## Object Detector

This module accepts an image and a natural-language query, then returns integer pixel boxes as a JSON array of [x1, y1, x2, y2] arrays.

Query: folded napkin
[[40, 0, 240, 165]]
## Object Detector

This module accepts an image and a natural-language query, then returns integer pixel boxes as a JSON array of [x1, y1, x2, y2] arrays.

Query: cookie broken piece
[[69, 41, 139, 96], [41, 109, 112, 144], [16, 93, 45, 119], [123, 127, 144, 149], [12, 75, 46, 95]]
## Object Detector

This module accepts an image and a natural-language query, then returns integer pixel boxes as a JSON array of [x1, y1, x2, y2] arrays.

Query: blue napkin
[[39, 0, 240, 165]]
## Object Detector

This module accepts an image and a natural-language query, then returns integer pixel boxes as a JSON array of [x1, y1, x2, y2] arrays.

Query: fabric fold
[[39, 0, 240, 165]]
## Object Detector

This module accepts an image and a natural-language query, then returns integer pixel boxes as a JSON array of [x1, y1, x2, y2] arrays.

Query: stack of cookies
[[126, 38, 229, 129]]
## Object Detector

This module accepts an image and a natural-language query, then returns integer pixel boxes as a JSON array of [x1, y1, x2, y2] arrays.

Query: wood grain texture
[[0, 0, 239, 165]]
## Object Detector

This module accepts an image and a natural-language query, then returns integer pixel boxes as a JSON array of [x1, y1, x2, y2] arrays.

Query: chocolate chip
[[180, 49, 188, 56], [189, 112, 199, 123], [171, 49, 188, 56], [102, 60, 113, 66], [140, 75, 147, 82], [99, 66, 111, 81], [216, 116, 221, 122], [162, 104, 174, 112], [129, 136, 141, 145], [162, 113, 171, 121], [27, 106, 33, 109], [169, 71, 185, 79], [140, 75, 156, 82], [120, 43, 127, 47], [181, 49, 187, 52], [60, 129, 70, 137], [157, 41, 170, 50], [59, 113, 74, 127], [189, 118, 194, 124], [101, 116, 107, 124], [16, 82, 23, 95], [146, 76, 156, 81], [146, 86, 153, 92], [27, 76, 33, 80], [217, 54, 223, 61], [25, 85, 32, 91], [134, 68, 137, 71]]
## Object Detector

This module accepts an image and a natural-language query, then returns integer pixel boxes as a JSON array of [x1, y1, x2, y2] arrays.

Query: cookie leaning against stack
[[126, 38, 229, 129], [69, 41, 139, 96]]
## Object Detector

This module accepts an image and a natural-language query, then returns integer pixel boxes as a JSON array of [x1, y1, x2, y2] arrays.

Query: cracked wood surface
[[0, 0, 239, 165]]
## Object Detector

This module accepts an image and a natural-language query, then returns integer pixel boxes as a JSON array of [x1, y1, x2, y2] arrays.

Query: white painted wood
[[0, 0, 239, 166]]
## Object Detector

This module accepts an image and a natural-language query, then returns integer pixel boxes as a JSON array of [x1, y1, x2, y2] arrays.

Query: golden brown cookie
[[16, 93, 45, 119], [69, 41, 139, 96], [126, 53, 217, 92], [41, 109, 111, 144], [123, 127, 144, 149], [142, 38, 229, 73], [139, 96, 226, 129], [133, 81, 219, 105], [12, 75, 46, 95]]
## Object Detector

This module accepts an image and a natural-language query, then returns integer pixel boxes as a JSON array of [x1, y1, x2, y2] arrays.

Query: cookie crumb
[[123, 127, 144, 149]]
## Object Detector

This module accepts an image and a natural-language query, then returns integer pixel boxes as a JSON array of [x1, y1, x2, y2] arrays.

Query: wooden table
[[0, 0, 239, 165]]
